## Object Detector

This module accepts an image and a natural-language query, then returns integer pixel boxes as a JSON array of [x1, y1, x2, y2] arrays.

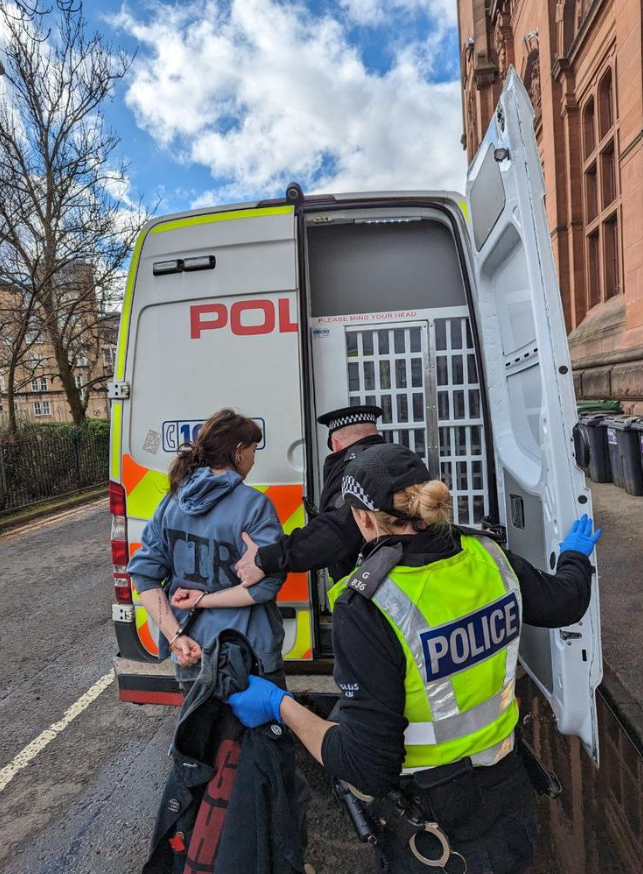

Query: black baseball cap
[[317, 404, 382, 449], [342, 442, 430, 514]]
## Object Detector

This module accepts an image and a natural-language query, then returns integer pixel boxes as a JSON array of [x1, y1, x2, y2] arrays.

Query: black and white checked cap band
[[328, 411, 378, 431], [341, 474, 378, 511]]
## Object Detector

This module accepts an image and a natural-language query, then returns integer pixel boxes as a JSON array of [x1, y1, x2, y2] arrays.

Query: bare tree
[[0, 0, 154, 432]]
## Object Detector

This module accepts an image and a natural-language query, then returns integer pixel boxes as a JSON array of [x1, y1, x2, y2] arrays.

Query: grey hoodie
[[127, 467, 286, 677]]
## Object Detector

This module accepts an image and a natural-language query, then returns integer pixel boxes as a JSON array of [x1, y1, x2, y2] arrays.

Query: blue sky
[[85, 0, 465, 216]]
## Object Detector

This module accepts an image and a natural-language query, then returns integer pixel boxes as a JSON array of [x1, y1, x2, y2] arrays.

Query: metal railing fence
[[0, 431, 109, 514]]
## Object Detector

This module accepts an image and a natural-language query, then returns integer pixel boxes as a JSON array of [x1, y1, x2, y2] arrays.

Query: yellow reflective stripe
[[115, 230, 146, 380], [150, 205, 294, 236], [402, 701, 519, 770], [110, 401, 122, 481], [127, 469, 169, 519], [283, 503, 305, 534], [284, 609, 313, 660], [460, 199, 470, 223]]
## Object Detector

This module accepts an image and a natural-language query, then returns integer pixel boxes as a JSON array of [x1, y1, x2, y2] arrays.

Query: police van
[[109, 70, 602, 762]]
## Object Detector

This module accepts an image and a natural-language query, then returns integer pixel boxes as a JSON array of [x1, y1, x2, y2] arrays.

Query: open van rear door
[[465, 68, 602, 762]]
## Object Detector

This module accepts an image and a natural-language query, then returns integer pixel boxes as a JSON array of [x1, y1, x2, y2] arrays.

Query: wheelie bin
[[578, 414, 612, 483], [603, 416, 643, 496], [602, 417, 625, 489], [577, 399, 622, 415], [631, 419, 643, 491]]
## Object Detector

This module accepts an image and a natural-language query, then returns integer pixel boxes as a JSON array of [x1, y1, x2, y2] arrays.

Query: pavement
[[0, 491, 640, 874], [589, 480, 643, 706]]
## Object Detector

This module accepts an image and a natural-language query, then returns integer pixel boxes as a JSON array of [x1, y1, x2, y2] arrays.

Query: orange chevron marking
[[278, 572, 309, 603], [122, 454, 149, 495], [265, 484, 303, 525], [129, 542, 142, 557]]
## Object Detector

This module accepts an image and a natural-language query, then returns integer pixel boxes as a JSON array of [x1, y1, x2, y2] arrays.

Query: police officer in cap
[[227, 442, 600, 874], [236, 404, 384, 587]]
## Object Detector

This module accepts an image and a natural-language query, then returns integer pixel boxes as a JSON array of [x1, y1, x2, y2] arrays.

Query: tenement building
[[457, 0, 643, 413]]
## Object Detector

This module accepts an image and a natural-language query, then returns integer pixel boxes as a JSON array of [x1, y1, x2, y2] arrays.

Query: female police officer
[[228, 442, 600, 873]]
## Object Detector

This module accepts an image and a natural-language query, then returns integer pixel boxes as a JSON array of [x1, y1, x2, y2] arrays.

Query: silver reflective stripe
[[401, 732, 516, 775], [470, 731, 515, 766], [374, 577, 460, 721], [404, 680, 515, 746], [476, 537, 522, 688]]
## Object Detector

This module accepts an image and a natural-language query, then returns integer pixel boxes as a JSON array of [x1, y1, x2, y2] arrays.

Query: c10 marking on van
[[190, 298, 297, 339], [162, 418, 266, 452]]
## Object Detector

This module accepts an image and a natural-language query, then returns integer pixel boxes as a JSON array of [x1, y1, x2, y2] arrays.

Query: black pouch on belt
[[408, 757, 479, 835]]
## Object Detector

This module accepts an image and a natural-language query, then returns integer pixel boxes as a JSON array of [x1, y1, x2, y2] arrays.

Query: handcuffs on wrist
[[168, 591, 207, 649]]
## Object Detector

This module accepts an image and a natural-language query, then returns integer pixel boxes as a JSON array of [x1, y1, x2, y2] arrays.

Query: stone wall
[[457, 0, 643, 412]]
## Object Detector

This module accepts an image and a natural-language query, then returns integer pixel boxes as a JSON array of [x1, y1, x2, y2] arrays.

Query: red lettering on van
[[278, 298, 298, 333], [230, 300, 275, 335], [190, 303, 228, 339], [189, 298, 298, 338]]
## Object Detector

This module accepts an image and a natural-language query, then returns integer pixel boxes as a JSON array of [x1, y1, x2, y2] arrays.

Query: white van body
[[110, 70, 602, 762]]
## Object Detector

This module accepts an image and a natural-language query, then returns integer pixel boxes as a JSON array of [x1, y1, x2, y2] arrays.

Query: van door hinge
[[108, 380, 130, 400], [481, 517, 507, 543], [559, 630, 582, 641]]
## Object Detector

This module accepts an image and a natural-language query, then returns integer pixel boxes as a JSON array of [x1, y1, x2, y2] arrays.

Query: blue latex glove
[[227, 675, 293, 728], [559, 514, 601, 557]]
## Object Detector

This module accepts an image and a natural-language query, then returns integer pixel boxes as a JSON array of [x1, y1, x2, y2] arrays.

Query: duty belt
[[334, 778, 467, 873]]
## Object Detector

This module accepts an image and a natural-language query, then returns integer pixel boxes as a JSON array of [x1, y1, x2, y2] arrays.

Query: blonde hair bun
[[398, 479, 452, 527]]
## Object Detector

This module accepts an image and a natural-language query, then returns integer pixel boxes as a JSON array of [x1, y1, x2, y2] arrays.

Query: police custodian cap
[[317, 404, 382, 448]]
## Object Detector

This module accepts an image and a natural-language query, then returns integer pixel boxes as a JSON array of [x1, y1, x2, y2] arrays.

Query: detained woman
[[127, 408, 286, 687], [226, 442, 600, 874]]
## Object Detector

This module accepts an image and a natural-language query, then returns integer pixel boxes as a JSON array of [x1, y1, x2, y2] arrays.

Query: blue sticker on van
[[162, 418, 266, 452], [419, 592, 520, 682]]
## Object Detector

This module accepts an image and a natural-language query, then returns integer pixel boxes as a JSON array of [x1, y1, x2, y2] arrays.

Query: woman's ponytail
[[393, 479, 453, 528], [167, 408, 263, 496], [168, 442, 203, 495]]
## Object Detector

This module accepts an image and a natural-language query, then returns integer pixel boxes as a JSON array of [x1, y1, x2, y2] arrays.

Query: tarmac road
[[0, 501, 372, 874], [0, 499, 591, 874]]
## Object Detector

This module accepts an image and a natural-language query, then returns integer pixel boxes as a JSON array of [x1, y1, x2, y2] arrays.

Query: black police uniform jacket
[[258, 434, 386, 582], [143, 629, 303, 874]]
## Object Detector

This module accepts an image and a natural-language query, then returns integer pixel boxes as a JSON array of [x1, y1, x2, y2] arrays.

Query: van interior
[[300, 207, 495, 654]]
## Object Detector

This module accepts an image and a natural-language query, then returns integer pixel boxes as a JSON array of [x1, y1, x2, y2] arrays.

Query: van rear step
[[114, 655, 339, 706], [113, 656, 183, 706]]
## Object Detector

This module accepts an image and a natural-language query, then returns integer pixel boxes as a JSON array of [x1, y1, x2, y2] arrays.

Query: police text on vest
[[418, 592, 520, 682]]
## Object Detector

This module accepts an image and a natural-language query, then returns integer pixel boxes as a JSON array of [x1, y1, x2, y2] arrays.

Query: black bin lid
[[601, 415, 642, 431]]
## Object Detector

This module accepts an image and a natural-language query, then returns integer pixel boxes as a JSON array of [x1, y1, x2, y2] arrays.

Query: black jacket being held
[[143, 630, 303, 874]]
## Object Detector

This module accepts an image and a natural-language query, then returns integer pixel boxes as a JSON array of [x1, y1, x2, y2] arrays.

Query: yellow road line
[[0, 672, 114, 793]]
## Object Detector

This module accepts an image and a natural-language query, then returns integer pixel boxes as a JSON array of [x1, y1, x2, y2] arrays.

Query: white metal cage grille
[[345, 325, 429, 463], [432, 316, 488, 526]]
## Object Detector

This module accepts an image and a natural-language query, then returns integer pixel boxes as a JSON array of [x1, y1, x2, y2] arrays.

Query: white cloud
[[111, 0, 466, 204], [340, 0, 457, 28]]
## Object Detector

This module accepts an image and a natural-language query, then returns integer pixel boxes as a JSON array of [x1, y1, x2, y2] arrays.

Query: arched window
[[581, 64, 621, 309], [583, 98, 595, 157], [598, 69, 613, 140]]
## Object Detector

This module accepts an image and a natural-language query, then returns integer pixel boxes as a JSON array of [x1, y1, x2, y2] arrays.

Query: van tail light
[[110, 481, 132, 604]]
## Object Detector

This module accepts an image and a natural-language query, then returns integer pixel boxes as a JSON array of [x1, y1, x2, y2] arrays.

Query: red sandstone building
[[456, 0, 643, 413]]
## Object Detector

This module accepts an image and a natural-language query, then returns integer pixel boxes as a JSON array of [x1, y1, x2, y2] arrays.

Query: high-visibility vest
[[328, 535, 522, 774]]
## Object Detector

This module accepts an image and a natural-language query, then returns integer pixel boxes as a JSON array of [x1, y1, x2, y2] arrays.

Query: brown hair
[[370, 480, 453, 534], [168, 408, 262, 495]]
